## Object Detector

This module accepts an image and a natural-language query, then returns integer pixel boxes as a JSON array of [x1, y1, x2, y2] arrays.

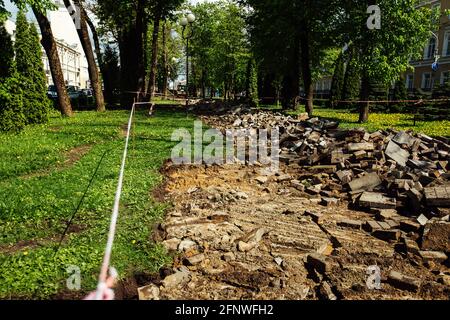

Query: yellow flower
[[23, 251, 28, 256], [131, 240, 136, 244]]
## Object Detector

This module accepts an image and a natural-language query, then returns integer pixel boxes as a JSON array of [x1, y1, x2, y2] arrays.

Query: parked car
[[47, 85, 58, 100], [80, 89, 93, 98], [47, 85, 82, 100], [66, 85, 81, 100]]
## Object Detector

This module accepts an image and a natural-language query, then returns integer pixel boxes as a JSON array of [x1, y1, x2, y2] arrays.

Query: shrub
[[0, 74, 26, 132]]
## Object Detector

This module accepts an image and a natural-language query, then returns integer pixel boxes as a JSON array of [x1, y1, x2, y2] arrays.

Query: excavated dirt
[[150, 162, 449, 300]]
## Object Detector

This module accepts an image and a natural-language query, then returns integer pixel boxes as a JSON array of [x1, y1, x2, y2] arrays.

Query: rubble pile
[[202, 109, 450, 258]]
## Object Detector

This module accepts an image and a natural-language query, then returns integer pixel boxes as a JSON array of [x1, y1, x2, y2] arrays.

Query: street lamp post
[[180, 13, 195, 115]]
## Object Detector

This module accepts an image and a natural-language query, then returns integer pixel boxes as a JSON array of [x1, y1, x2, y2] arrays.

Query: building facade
[[408, 0, 450, 94], [4, 1, 90, 89]]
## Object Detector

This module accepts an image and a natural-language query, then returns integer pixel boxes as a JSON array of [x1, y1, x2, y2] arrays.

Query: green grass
[[261, 105, 450, 137], [0, 109, 195, 299]]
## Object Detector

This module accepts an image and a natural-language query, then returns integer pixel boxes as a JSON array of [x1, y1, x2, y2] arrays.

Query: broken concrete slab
[[348, 142, 374, 152], [388, 271, 421, 292], [385, 141, 410, 167], [419, 251, 448, 264], [359, 192, 396, 210], [348, 173, 382, 192], [424, 186, 450, 207], [338, 219, 362, 230], [138, 284, 160, 300], [372, 229, 401, 242], [306, 253, 331, 274]]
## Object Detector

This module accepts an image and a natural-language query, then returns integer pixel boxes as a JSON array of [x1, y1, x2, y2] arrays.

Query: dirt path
[[139, 162, 449, 300]]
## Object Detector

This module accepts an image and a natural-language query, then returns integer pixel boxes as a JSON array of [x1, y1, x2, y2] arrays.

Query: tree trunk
[[161, 22, 168, 99], [299, 27, 313, 116], [83, 7, 102, 67], [65, 0, 105, 112], [135, 0, 146, 98], [119, 26, 140, 107], [359, 74, 370, 123], [147, 6, 162, 101], [84, 6, 104, 75], [32, 7, 73, 117]]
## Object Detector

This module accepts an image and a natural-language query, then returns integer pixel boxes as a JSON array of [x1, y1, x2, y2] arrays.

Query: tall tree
[[14, 9, 50, 124], [32, 7, 73, 117], [63, 0, 105, 112], [146, 0, 183, 101], [102, 45, 120, 104], [0, 21, 14, 79], [329, 51, 345, 108], [338, 0, 435, 122]]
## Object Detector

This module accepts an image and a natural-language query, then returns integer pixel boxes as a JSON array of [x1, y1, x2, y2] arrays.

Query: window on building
[[405, 74, 414, 90], [425, 37, 436, 59], [441, 71, 450, 86], [443, 32, 450, 57], [421, 73, 432, 90]]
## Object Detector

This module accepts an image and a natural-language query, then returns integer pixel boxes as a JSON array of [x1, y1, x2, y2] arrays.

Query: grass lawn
[[260, 105, 450, 137], [0, 109, 195, 299]]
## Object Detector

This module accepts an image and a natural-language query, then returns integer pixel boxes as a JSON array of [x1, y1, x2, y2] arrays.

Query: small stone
[[338, 219, 362, 230], [185, 253, 205, 266], [388, 270, 421, 292], [162, 238, 181, 252], [277, 174, 292, 182], [162, 269, 191, 289], [399, 220, 421, 233], [417, 214, 429, 226], [319, 281, 337, 300], [306, 253, 331, 274], [238, 241, 256, 252], [306, 211, 324, 224], [256, 176, 269, 184], [274, 257, 283, 266], [372, 229, 401, 242], [419, 251, 447, 264], [322, 197, 340, 207], [178, 239, 197, 252], [138, 284, 160, 301], [222, 252, 236, 262]]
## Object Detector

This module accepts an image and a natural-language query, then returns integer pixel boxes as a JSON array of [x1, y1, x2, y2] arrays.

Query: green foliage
[[246, 58, 259, 107], [391, 77, 408, 112], [102, 45, 120, 104], [0, 73, 26, 132], [0, 23, 14, 79], [341, 0, 435, 87], [329, 52, 345, 108], [342, 50, 360, 103], [14, 9, 50, 125], [0, 110, 194, 298], [189, 0, 250, 97]]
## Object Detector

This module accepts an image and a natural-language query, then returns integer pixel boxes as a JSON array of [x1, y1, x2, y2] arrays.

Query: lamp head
[[187, 13, 196, 23], [180, 17, 188, 27]]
